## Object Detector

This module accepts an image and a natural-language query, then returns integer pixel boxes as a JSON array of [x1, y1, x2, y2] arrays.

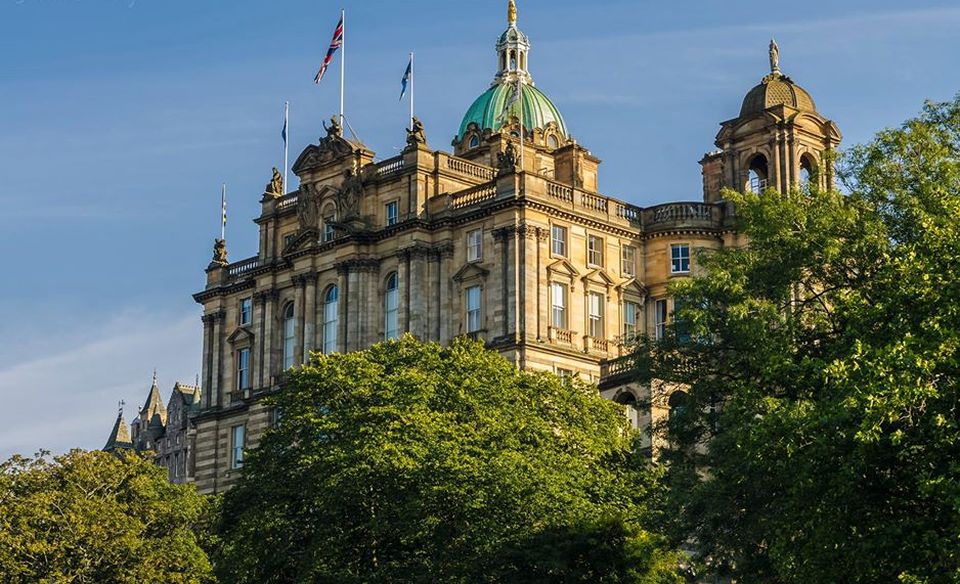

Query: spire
[[103, 403, 133, 452], [508, 0, 517, 26], [769, 38, 781, 75], [152, 368, 158, 387]]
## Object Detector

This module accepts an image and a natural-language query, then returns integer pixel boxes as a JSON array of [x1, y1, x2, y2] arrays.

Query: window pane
[[232, 425, 245, 469], [324, 286, 338, 354], [240, 298, 252, 326], [551, 225, 567, 256], [622, 246, 636, 276], [550, 283, 566, 329], [283, 305, 295, 369], [386, 202, 398, 226], [385, 274, 399, 340], [466, 286, 481, 332], [588, 235, 603, 266], [467, 229, 482, 262], [671, 244, 690, 273], [237, 348, 250, 389], [655, 299, 668, 340], [588, 292, 604, 338]]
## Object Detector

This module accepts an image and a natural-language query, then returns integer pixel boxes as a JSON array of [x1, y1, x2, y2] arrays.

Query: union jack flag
[[314, 15, 344, 84]]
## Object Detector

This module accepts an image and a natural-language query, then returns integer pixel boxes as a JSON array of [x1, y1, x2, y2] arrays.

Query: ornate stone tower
[[700, 39, 842, 202]]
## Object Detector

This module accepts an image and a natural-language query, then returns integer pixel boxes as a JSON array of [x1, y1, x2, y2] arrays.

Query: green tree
[[214, 337, 681, 583], [634, 96, 960, 583], [0, 449, 213, 583]]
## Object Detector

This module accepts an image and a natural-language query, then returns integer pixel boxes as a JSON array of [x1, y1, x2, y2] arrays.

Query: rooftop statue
[[266, 167, 283, 197], [769, 38, 780, 75], [508, 0, 517, 26], [323, 115, 343, 138], [212, 238, 228, 265], [406, 116, 427, 147]]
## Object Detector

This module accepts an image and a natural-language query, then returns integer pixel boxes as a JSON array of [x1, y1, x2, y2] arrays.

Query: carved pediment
[[292, 134, 356, 175], [284, 228, 319, 255], [616, 276, 648, 299], [452, 262, 490, 283], [226, 327, 255, 345], [581, 267, 616, 289], [546, 258, 580, 279]]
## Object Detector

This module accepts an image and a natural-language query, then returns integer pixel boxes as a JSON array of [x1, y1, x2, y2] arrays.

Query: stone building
[[103, 373, 201, 484], [186, 2, 840, 493]]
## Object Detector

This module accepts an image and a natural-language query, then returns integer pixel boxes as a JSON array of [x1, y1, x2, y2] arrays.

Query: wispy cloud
[[0, 310, 201, 460]]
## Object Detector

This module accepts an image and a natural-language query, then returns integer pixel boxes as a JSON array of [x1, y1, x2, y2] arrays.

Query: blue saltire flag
[[399, 57, 412, 101], [281, 114, 288, 143]]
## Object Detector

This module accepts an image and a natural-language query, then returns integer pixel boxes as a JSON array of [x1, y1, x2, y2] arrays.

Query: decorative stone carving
[[323, 115, 342, 138], [769, 38, 780, 75], [265, 167, 283, 198], [336, 167, 364, 220], [497, 141, 517, 175], [297, 183, 322, 229], [292, 115, 355, 174], [211, 238, 228, 265], [406, 116, 427, 147]]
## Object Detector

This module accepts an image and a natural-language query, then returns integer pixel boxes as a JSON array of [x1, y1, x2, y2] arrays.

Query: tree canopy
[[213, 336, 682, 583], [635, 96, 960, 583], [0, 449, 213, 583]]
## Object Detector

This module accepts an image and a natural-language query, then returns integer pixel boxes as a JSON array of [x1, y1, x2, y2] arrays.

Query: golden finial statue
[[508, 0, 517, 26]]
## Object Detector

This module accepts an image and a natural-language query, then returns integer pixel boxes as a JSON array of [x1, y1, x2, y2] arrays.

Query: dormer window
[[469, 135, 481, 149]]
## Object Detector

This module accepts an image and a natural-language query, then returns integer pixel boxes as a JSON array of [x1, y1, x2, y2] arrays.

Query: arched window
[[282, 303, 295, 369], [510, 50, 517, 70], [384, 273, 399, 340], [799, 154, 818, 187], [547, 134, 559, 149], [323, 285, 338, 354], [747, 154, 769, 193], [469, 134, 481, 149]]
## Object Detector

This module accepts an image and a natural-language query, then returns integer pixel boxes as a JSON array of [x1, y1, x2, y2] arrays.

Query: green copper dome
[[458, 82, 568, 140]]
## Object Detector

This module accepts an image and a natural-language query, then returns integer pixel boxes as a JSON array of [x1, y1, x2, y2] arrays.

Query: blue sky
[[1, 0, 958, 458]]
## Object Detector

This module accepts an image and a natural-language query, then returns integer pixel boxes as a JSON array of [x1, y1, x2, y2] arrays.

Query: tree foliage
[[634, 96, 960, 583], [213, 337, 681, 583], [0, 449, 213, 583]]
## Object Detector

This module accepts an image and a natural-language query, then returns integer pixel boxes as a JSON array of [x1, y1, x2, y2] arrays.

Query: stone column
[[408, 245, 429, 338], [347, 266, 361, 351], [534, 227, 547, 342], [492, 227, 515, 339], [438, 244, 454, 343], [200, 314, 215, 409], [293, 275, 306, 367], [336, 264, 349, 353], [303, 273, 318, 362], [398, 250, 411, 334], [771, 132, 782, 193], [211, 310, 226, 407]]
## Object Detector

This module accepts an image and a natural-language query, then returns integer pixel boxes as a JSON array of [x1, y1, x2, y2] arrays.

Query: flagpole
[[220, 183, 226, 241], [410, 51, 415, 128], [283, 101, 289, 196], [339, 8, 345, 128]]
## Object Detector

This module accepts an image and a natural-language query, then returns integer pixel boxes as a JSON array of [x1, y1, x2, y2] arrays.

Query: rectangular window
[[655, 299, 668, 341], [466, 286, 482, 333], [588, 292, 604, 338], [236, 348, 250, 390], [557, 368, 574, 379], [231, 425, 245, 469], [588, 235, 604, 266], [621, 245, 637, 277], [239, 297, 253, 326], [386, 201, 399, 226], [624, 301, 639, 341], [550, 283, 567, 329], [467, 229, 482, 262], [323, 218, 335, 242], [551, 225, 567, 257], [283, 233, 295, 249], [671, 244, 691, 273]]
